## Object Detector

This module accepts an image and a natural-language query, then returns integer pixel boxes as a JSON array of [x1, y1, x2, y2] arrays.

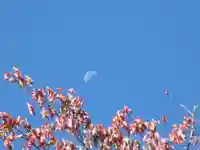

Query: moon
[[84, 70, 97, 84]]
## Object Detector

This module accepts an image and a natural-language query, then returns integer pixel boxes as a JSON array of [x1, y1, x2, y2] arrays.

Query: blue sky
[[0, 1, 200, 149]]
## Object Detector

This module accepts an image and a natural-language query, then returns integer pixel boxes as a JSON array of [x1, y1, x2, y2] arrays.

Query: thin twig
[[180, 104, 198, 150]]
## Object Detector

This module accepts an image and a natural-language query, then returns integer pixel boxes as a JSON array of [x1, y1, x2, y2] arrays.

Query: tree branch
[[14, 127, 41, 150]]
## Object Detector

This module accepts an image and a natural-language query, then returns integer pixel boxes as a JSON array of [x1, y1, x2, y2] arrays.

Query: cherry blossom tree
[[1, 66, 199, 150]]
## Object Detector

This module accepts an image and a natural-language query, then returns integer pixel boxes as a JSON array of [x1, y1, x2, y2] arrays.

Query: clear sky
[[0, 1, 200, 149]]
